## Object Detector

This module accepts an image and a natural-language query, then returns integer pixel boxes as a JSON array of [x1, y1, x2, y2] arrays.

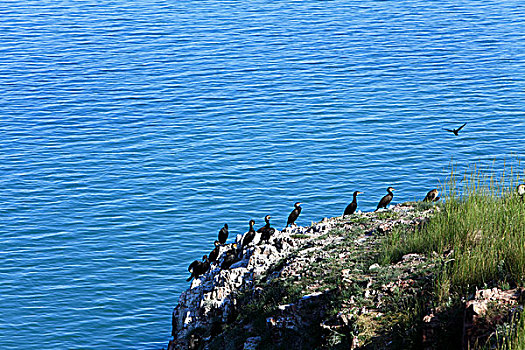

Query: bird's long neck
[[387, 189, 393, 195], [352, 193, 358, 202]]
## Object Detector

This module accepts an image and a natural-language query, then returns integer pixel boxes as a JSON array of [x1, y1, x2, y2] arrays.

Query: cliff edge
[[167, 202, 523, 349]]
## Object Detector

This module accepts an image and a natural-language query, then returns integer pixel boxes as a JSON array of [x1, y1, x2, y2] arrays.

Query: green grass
[[290, 234, 310, 239], [208, 164, 524, 349], [493, 311, 525, 350], [379, 164, 525, 348], [381, 166, 525, 292], [347, 215, 372, 224], [375, 211, 400, 220]]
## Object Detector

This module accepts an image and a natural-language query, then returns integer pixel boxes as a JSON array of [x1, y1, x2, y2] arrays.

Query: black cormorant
[[187, 255, 210, 281], [286, 202, 302, 228], [208, 240, 221, 264], [257, 215, 275, 243], [241, 219, 256, 247], [444, 122, 467, 136], [376, 187, 395, 211], [221, 244, 239, 270], [423, 189, 440, 202], [218, 224, 228, 245], [257, 215, 271, 233], [343, 191, 363, 216]]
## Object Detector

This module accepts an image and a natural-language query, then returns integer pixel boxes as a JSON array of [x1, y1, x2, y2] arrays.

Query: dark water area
[[1, 1, 524, 348]]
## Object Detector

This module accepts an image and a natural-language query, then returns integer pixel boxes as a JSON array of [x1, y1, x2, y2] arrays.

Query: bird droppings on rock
[[368, 263, 381, 273], [167, 202, 522, 349]]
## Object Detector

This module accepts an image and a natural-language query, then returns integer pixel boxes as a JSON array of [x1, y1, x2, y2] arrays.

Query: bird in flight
[[443, 122, 467, 136]]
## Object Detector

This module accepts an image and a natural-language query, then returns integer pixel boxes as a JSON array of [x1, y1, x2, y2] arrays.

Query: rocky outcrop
[[167, 203, 440, 349], [463, 287, 524, 348], [166, 201, 525, 349], [169, 220, 338, 348]]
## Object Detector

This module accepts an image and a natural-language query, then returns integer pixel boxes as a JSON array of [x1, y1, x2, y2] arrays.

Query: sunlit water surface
[[1, 1, 524, 349]]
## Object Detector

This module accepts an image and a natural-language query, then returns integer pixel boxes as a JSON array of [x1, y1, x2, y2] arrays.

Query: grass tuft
[[381, 165, 525, 293], [379, 163, 525, 348]]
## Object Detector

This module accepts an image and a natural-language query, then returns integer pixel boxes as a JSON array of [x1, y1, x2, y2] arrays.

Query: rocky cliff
[[166, 203, 523, 349]]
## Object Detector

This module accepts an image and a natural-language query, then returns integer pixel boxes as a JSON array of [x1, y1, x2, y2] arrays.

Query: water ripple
[[1, 1, 525, 349]]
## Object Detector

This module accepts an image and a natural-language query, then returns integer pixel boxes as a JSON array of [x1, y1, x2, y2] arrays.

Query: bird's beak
[[358, 191, 363, 194], [392, 189, 396, 191]]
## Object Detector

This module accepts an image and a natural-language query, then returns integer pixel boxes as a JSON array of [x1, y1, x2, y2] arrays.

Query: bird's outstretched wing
[[443, 128, 454, 133], [457, 122, 467, 132]]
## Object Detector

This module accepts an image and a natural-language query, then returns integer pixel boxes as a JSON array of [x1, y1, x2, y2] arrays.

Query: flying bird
[[443, 122, 467, 136]]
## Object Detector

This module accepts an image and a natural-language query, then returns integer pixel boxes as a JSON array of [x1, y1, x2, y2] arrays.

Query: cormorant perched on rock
[[208, 240, 221, 264], [241, 219, 256, 247], [376, 187, 395, 211], [257, 215, 275, 243], [221, 244, 239, 270], [444, 122, 467, 136], [218, 224, 228, 245], [187, 255, 210, 281], [423, 189, 440, 202], [257, 215, 271, 233], [343, 191, 363, 216], [517, 184, 525, 200], [286, 202, 302, 228]]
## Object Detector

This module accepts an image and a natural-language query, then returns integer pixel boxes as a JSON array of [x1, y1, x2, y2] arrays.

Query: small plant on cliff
[[492, 310, 525, 350]]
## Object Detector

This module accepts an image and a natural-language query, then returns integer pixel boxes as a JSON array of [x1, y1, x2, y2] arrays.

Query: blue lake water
[[1, 1, 524, 349]]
